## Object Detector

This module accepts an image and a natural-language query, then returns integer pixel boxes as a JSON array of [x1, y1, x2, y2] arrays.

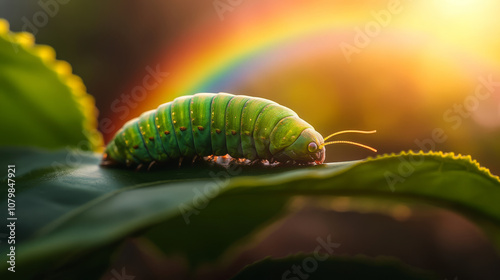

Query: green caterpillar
[[101, 93, 376, 168]]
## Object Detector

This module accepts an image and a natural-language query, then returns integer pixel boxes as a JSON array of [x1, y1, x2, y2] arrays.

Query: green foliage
[[1, 148, 499, 278], [0, 19, 102, 151]]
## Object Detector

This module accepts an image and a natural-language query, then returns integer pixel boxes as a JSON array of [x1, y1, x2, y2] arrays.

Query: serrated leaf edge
[[365, 150, 500, 184]]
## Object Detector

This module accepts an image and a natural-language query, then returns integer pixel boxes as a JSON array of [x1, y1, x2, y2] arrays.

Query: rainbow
[[111, 4, 366, 132], [110, 1, 500, 140]]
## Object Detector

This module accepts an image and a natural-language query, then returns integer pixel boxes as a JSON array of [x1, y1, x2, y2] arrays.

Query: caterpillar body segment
[[138, 109, 169, 162], [156, 103, 180, 159], [171, 96, 196, 157], [240, 97, 275, 160], [210, 93, 234, 156], [190, 93, 214, 156]]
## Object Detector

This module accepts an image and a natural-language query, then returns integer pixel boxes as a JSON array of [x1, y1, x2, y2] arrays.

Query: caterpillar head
[[274, 129, 377, 165], [275, 128, 326, 164]]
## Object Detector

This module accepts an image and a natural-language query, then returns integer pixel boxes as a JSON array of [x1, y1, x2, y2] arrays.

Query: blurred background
[[1, 0, 499, 171], [1, 1, 500, 279]]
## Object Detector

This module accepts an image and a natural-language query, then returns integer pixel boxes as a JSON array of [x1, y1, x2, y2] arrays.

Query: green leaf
[[1, 148, 499, 279], [0, 147, 296, 279], [144, 192, 290, 266], [0, 19, 102, 151], [230, 254, 438, 280]]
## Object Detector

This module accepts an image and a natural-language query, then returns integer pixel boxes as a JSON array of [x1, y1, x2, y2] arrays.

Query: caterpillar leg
[[249, 159, 261, 165], [147, 161, 158, 171], [100, 153, 121, 168], [191, 155, 199, 164], [135, 163, 145, 171]]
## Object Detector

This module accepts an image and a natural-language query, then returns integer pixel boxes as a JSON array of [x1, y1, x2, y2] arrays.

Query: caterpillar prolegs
[[101, 93, 376, 168]]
